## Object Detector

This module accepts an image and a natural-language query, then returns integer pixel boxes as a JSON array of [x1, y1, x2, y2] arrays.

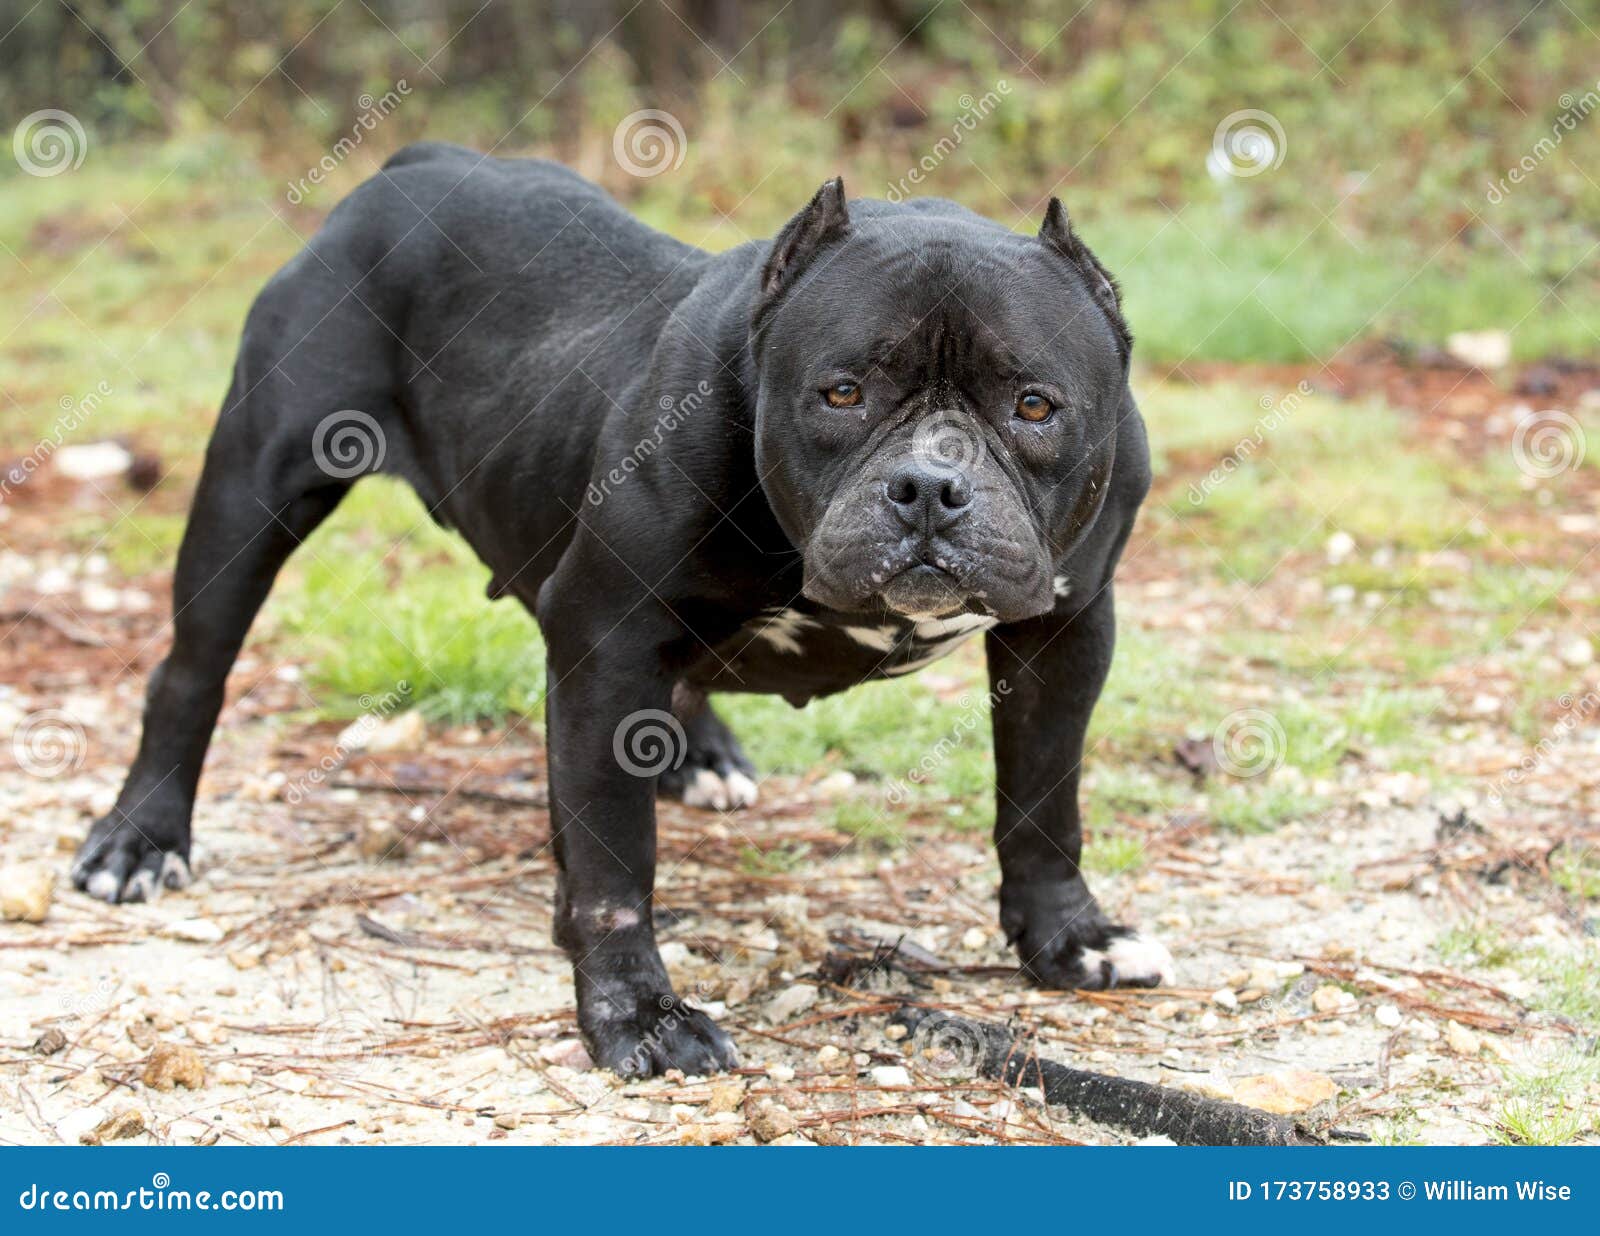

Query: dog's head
[[750, 179, 1132, 623]]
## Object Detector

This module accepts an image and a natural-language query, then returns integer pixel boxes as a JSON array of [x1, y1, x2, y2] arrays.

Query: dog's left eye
[[1015, 392, 1054, 422], [823, 381, 863, 408]]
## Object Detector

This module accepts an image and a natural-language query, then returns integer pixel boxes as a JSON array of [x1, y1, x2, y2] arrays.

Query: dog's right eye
[[823, 381, 863, 408]]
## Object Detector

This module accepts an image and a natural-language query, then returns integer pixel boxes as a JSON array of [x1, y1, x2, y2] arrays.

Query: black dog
[[74, 142, 1171, 1075]]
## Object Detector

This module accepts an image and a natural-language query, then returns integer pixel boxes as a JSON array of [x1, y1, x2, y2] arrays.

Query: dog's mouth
[[878, 558, 968, 619]]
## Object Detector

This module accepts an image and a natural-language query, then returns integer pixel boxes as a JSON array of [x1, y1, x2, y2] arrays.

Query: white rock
[[813, 770, 857, 800], [765, 984, 816, 1024], [163, 918, 225, 944], [364, 709, 427, 754], [1559, 636, 1594, 668], [869, 1065, 911, 1088], [960, 927, 987, 951], [55, 442, 133, 481], [1324, 531, 1356, 564], [1375, 1004, 1403, 1028], [0, 865, 55, 923], [1211, 988, 1239, 1011], [1446, 329, 1511, 370], [765, 1064, 795, 1083], [1445, 1022, 1481, 1056]]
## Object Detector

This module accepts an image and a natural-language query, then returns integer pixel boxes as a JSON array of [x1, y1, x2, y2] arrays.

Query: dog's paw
[[71, 805, 192, 905], [1020, 925, 1175, 991], [657, 706, 758, 811], [675, 766, 759, 811], [583, 991, 739, 1078]]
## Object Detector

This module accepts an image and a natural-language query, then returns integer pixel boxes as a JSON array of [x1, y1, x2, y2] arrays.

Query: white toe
[[123, 869, 158, 903], [682, 768, 730, 811], [1105, 931, 1175, 986], [723, 770, 759, 809], [86, 870, 121, 902], [160, 853, 192, 890]]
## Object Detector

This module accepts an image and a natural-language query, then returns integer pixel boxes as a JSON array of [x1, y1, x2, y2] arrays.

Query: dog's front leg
[[538, 596, 737, 1077], [986, 589, 1174, 991]]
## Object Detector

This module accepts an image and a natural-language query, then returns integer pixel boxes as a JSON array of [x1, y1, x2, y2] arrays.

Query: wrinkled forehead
[[784, 222, 1121, 390]]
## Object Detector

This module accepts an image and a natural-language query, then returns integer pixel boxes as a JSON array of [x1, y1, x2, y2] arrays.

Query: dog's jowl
[[74, 143, 1171, 1076]]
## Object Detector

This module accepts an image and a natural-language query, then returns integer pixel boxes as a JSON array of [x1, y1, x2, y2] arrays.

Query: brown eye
[[1015, 392, 1054, 422], [824, 381, 862, 408]]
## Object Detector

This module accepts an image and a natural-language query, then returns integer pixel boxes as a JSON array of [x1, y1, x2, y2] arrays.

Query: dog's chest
[[700, 606, 998, 703]]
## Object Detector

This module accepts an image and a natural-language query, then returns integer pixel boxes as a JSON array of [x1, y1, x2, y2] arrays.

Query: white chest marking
[[753, 608, 818, 655], [843, 624, 903, 652]]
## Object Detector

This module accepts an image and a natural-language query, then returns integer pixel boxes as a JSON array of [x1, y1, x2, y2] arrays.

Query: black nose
[[886, 460, 973, 533]]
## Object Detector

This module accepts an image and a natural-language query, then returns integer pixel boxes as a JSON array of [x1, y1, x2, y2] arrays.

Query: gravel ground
[[4, 550, 1593, 1147]]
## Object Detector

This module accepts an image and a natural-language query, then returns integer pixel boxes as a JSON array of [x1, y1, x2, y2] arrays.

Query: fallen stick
[[890, 1005, 1328, 1146]]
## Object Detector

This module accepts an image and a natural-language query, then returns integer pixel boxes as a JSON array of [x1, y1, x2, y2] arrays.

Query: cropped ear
[[1039, 197, 1132, 361], [760, 177, 851, 301]]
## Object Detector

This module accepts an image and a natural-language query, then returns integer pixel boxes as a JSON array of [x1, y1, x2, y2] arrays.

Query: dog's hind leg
[[73, 372, 368, 903]]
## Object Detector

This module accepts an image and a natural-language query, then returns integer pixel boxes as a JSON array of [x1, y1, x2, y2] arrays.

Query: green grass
[[1493, 1041, 1600, 1145], [0, 79, 1578, 848]]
